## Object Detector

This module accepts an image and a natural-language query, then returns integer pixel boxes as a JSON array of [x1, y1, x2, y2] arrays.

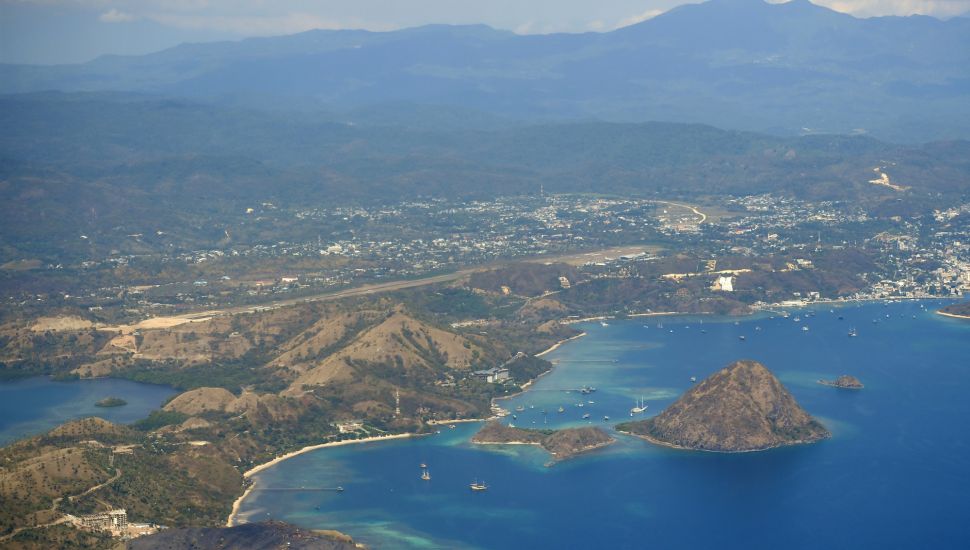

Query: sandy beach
[[226, 432, 416, 526], [536, 332, 587, 357], [937, 310, 970, 320]]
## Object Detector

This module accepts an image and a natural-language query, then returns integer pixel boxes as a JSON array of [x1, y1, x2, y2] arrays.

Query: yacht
[[630, 396, 647, 416]]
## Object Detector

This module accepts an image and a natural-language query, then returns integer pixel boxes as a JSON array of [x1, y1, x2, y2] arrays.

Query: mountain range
[[2, 0, 969, 142]]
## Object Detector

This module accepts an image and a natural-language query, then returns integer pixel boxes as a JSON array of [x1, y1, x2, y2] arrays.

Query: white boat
[[690, 376, 697, 382], [470, 480, 488, 491], [421, 469, 431, 481], [582, 413, 591, 419], [630, 396, 647, 416], [600, 321, 609, 327]]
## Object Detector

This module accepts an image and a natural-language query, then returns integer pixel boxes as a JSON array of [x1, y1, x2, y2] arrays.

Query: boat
[[630, 396, 647, 416], [558, 406, 565, 413], [515, 405, 525, 412], [802, 326, 810, 331], [582, 413, 591, 419], [600, 321, 609, 327], [449, 425, 456, 429], [603, 416, 610, 421], [690, 376, 697, 382], [793, 316, 801, 322], [848, 328, 858, 337], [421, 469, 431, 481], [470, 481, 488, 491], [420, 463, 427, 468], [738, 335, 746, 341], [336, 487, 345, 492]]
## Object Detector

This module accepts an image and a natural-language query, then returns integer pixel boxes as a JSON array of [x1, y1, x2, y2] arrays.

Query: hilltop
[[618, 360, 829, 452]]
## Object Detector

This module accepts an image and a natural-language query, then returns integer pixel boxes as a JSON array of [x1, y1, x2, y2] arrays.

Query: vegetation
[[94, 397, 127, 408]]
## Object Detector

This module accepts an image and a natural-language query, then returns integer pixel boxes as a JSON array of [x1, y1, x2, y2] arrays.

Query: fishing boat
[[470, 481, 488, 491]]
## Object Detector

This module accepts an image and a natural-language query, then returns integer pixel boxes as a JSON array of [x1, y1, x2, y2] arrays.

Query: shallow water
[[238, 300, 970, 549]]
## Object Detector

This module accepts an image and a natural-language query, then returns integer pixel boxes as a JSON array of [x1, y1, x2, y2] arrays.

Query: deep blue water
[[0, 376, 177, 445], [238, 300, 970, 549]]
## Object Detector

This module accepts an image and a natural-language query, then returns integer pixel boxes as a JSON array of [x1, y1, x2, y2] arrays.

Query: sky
[[2, 0, 969, 65]]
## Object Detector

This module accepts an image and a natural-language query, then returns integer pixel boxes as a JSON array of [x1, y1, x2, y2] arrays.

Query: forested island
[[472, 422, 615, 462], [94, 397, 127, 408]]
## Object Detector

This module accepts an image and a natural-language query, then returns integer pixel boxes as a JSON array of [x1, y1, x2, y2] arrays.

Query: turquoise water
[[238, 300, 970, 549], [0, 376, 177, 445]]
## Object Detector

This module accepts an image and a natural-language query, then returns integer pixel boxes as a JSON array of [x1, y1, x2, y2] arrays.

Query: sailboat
[[421, 468, 431, 481], [630, 396, 647, 416]]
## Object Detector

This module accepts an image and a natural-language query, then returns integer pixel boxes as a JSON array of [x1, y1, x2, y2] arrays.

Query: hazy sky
[[2, 0, 968, 64]]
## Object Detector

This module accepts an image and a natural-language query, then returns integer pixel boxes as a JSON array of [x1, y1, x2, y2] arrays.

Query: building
[[333, 420, 364, 433], [69, 509, 128, 536], [473, 367, 510, 383], [711, 276, 735, 292]]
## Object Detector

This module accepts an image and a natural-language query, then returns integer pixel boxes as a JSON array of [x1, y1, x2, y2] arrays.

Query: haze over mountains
[[3, 0, 969, 142]]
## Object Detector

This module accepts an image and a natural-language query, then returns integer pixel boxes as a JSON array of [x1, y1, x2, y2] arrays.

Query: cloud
[[789, 0, 970, 18], [144, 12, 383, 36], [615, 8, 665, 29], [99, 9, 135, 23]]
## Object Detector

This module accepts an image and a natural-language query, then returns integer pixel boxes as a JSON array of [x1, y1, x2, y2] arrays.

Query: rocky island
[[617, 360, 830, 452], [818, 375, 864, 389], [94, 397, 127, 407], [472, 422, 614, 463]]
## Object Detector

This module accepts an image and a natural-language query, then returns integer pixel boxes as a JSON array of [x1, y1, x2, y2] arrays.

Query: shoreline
[[226, 432, 416, 527], [616, 428, 826, 454], [937, 310, 970, 320], [536, 332, 587, 357]]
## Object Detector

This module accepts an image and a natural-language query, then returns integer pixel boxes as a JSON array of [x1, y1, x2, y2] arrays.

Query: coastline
[[536, 332, 587, 357], [226, 432, 416, 527], [937, 310, 970, 320], [615, 428, 826, 454]]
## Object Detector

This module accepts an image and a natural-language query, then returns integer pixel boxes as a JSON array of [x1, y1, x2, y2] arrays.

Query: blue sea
[[0, 376, 177, 445], [238, 300, 970, 549]]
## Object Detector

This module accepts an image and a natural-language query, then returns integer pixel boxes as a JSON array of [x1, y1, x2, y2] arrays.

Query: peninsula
[[472, 422, 614, 462], [617, 360, 830, 452], [818, 375, 864, 389]]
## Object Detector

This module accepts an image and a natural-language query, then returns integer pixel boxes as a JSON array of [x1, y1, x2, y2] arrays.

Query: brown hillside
[[621, 360, 829, 452], [290, 310, 483, 391]]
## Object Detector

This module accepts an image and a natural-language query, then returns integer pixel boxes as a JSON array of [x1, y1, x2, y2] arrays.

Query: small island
[[94, 397, 128, 407], [617, 360, 830, 452], [818, 375, 864, 389], [938, 301, 970, 320], [472, 421, 614, 463]]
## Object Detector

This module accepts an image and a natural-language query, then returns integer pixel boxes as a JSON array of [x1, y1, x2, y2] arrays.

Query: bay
[[0, 376, 177, 445], [237, 300, 970, 549]]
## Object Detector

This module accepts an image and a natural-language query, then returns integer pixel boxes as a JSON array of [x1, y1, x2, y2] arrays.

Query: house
[[473, 367, 510, 383]]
